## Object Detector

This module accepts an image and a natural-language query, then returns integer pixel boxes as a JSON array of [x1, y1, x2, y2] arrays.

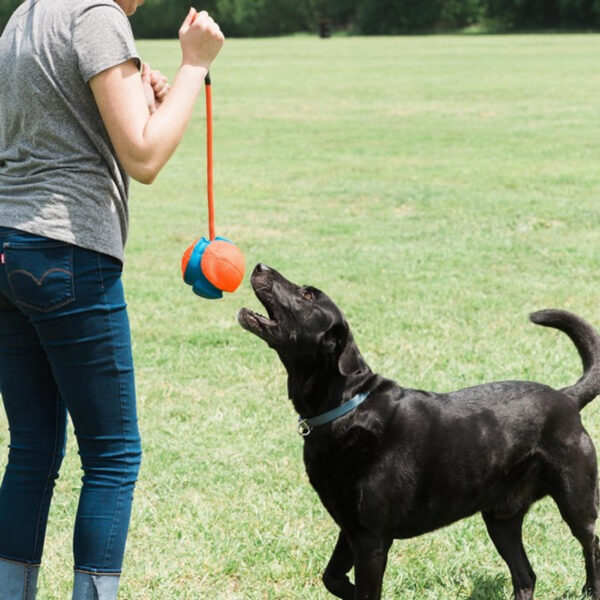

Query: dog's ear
[[322, 320, 363, 376]]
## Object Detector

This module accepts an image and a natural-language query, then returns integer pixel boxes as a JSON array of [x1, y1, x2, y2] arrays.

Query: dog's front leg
[[351, 532, 392, 600], [323, 530, 355, 599]]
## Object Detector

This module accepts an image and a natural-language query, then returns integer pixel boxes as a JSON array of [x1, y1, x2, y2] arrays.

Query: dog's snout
[[250, 263, 276, 294], [252, 263, 272, 279]]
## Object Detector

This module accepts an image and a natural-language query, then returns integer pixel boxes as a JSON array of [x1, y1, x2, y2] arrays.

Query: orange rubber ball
[[200, 240, 245, 293]]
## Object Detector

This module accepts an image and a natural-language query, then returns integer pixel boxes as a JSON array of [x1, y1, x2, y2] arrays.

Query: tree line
[[1, 0, 600, 37], [131, 0, 600, 36]]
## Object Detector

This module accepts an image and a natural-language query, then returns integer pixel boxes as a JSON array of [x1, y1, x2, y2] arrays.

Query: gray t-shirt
[[0, 0, 141, 262]]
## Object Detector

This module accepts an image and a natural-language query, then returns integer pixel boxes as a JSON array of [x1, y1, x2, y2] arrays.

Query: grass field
[[2, 34, 600, 598]]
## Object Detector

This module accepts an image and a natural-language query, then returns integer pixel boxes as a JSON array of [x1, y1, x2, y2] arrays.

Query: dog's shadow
[[465, 574, 583, 600], [467, 574, 510, 600]]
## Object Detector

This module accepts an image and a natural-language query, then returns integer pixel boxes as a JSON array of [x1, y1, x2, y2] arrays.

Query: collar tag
[[297, 419, 311, 437]]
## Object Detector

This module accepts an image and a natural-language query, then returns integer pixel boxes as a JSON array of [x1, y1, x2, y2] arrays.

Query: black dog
[[238, 264, 600, 600]]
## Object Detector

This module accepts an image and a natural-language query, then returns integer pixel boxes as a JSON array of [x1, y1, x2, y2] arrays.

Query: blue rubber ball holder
[[183, 236, 232, 299]]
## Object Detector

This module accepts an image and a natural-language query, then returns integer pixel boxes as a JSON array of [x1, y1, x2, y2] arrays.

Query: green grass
[[2, 34, 600, 598]]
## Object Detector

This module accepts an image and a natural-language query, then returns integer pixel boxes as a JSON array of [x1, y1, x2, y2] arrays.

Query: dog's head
[[237, 264, 364, 378]]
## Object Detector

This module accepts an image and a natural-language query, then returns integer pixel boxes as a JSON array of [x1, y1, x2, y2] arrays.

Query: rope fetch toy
[[181, 73, 245, 299]]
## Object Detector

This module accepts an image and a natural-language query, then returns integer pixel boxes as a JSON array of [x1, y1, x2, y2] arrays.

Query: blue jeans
[[0, 227, 141, 578]]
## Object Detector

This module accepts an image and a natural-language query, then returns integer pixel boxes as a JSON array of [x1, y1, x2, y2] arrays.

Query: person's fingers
[[192, 11, 215, 32], [195, 16, 224, 43], [149, 69, 169, 100], [183, 7, 197, 27], [155, 84, 170, 100], [179, 7, 197, 36], [150, 70, 167, 87], [195, 10, 209, 23]]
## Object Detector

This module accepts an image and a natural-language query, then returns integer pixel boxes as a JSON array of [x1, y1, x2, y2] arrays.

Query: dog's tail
[[530, 309, 600, 410]]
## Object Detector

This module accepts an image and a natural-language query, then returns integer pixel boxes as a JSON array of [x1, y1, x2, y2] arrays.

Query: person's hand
[[179, 9, 224, 70], [141, 63, 170, 114]]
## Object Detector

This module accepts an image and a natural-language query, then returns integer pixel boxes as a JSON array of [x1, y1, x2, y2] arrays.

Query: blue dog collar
[[297, 391, 370, 437]]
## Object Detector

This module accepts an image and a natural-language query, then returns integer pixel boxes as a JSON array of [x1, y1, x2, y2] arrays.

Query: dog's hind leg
[[548, 444, 600, 599], [552, 493, 600, 598], [323, 531, 355, 600], [482, 510, 536, 600]]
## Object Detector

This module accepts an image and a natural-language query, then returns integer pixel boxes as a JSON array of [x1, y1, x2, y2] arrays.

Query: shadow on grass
[[467, 576, 585, 600], [467, 573, 509, 600], [550, 589, 587, 600]]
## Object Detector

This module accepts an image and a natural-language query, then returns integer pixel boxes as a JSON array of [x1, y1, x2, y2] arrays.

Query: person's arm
[[89, 9, 223, 184]]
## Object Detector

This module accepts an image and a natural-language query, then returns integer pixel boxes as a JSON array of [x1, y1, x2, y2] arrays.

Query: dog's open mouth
[[238, 264, 281, 339], [237, 306, 277, 333], [237, 281, 278, 337]]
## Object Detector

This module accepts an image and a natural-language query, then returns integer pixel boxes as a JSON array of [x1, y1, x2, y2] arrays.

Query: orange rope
[[205, 74, 215, 241]]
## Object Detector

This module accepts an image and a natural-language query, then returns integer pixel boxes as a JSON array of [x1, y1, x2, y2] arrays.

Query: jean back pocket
[[4, 240, 75, 312]]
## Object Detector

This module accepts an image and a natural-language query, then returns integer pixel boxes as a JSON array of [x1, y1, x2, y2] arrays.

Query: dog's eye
[[301, 288, 314, 301]]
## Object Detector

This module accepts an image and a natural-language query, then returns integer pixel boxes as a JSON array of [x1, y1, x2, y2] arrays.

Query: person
[[0, 1, 224, 598]]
